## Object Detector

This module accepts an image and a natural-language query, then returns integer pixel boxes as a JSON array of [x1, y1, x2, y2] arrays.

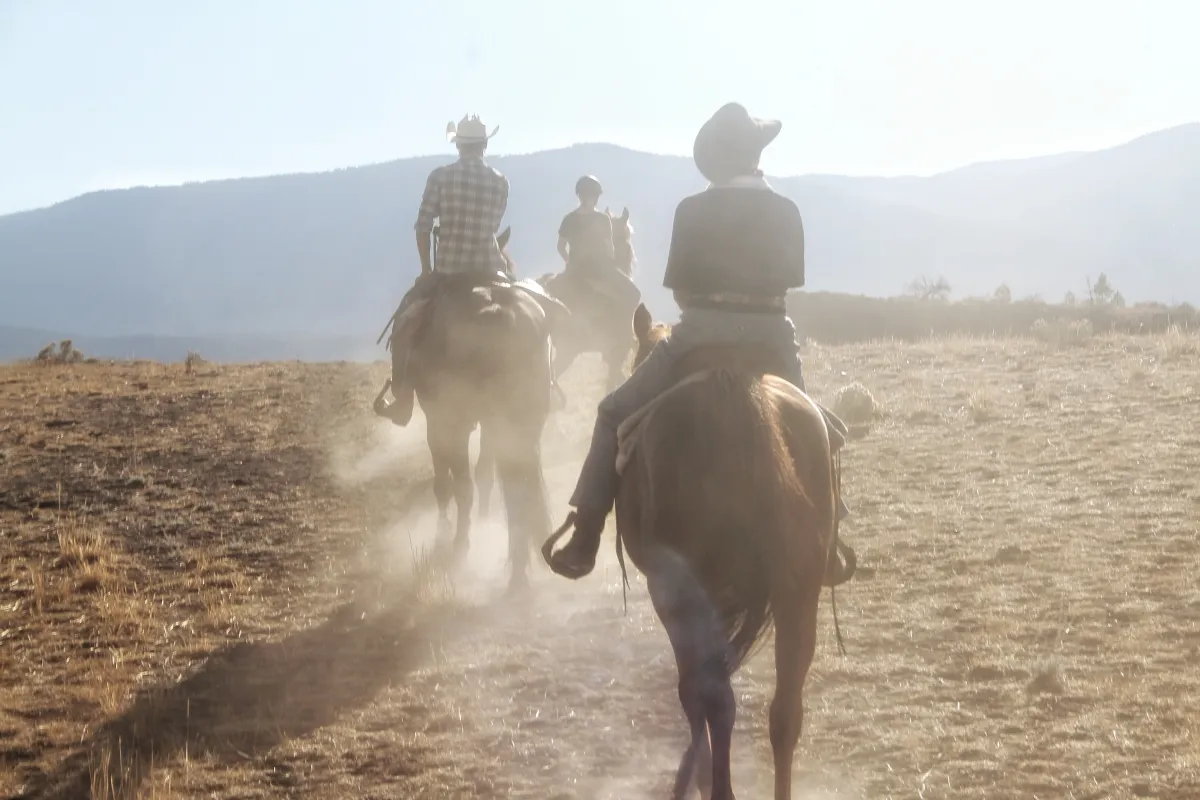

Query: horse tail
[[645, 370, 817, 673], [486, 288, 554, 574]]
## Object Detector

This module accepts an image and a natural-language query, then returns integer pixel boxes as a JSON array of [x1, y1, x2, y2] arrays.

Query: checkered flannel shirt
[[414, 156, 510, 274]]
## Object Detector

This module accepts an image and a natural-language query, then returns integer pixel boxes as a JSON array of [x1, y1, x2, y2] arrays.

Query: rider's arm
[[661, 199, 694, 292], [416, 233, 433, 276], [557, 213, 572, 263], [414, 169, 442, 274], [779, 197, 806, 289]]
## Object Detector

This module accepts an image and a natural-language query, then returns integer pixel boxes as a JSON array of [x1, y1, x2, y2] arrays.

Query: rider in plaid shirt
[[379, 115, 511, 427], [414, 136, 510, 276]]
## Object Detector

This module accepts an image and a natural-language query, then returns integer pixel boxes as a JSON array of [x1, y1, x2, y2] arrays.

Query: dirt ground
[[3, 328, 1199, 799]]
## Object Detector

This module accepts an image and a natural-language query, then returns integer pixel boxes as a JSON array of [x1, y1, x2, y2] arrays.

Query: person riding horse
[[546, 101, 855, 580], [555, 175, 640, 322], [375, 114, 563, 426]]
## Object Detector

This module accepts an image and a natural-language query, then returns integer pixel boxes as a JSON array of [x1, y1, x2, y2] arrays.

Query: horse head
[[631, 302, 669, 368], [605, 207, 635, 277]]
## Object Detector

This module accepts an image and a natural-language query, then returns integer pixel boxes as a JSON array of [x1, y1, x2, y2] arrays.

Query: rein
[[830, 450, 847, 657]]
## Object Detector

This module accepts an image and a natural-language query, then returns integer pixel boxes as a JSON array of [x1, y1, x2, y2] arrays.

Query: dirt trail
[[4, 335, 1200, 799]]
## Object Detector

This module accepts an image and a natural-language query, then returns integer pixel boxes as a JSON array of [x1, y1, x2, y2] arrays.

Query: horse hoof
[[505, 574, 532, 600], [452, 535, 470, 561]]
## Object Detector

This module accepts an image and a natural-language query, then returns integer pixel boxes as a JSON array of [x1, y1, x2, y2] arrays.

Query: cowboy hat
[[446, 114, 499, 144], [692, 102, 782, 183]]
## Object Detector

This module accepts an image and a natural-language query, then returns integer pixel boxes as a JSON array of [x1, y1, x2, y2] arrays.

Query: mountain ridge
[[2, 123, 1197, 341]]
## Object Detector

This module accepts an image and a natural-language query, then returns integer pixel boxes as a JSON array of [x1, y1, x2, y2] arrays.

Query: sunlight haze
[[1, 0, 1196, 214]]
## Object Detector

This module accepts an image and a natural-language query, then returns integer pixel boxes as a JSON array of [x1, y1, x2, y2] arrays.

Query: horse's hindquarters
[[616, 371, 832, 668]]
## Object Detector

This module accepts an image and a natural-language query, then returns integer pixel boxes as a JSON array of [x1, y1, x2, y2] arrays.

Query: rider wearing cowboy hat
[[547, 101, 853, 581], [378, 114, 510, 427]]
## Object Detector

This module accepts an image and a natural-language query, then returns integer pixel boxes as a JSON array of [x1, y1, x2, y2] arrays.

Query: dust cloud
[[309, 355, 845, 798]]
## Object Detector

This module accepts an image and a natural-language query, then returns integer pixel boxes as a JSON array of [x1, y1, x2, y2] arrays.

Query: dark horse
[[377, 228, 555, 593], [545, 303, 853, 800], [537, 207, 640, 392]]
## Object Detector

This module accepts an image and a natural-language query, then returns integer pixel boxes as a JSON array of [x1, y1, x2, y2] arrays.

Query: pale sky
[[1, 0, 1196, 215]]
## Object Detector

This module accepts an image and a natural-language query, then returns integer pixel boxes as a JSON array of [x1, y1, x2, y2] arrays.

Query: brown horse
[[537, 207, 641, 392], [399, 228, 555, 593], [549, 303, 852, 800]]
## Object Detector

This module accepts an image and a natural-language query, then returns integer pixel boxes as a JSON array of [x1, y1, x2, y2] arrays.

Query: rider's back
[[560, 208, 614, 275], [422, 157, 510, 275], [663, 186, 804, 301]]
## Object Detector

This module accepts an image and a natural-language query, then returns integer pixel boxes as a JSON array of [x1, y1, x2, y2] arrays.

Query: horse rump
[[634, 368, 828, 672]]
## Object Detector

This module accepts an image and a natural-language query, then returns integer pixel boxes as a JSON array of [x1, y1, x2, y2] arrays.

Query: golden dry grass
[[2, 328, 1199, 798]]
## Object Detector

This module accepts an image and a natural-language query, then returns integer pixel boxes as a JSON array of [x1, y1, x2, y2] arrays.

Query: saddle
[[380, 271, 570, 353], [615, 344, 848, 477], [675, 345, 848, 448], [545, 267, 639, 315]]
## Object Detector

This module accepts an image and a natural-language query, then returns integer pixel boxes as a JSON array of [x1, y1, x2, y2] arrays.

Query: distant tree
[[993, 284, 1012, 303], [1063, 291, 1078, 307], [906, 275, 952, 302], [1086, 273, 1125, 308]]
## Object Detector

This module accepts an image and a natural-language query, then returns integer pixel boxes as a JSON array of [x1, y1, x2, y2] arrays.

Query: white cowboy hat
[[446, 115, 499, 144]]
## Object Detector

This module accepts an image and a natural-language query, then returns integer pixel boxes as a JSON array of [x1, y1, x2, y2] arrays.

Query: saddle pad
[[615, 371, 710, 476], [614, 371, 822, 476], [391, 298, 431, 344]]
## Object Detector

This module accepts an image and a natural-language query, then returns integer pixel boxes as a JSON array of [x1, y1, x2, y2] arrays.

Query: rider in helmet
[[546, 102, 854, 582], [558, 175, 615, 281]]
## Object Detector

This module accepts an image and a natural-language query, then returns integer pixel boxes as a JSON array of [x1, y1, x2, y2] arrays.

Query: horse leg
[[475, 423, 495, 517], [644, 546, 736, 800], [552, 342, 579, 384], [447, 422, 474, 559], [426, 411, 453, 543], [769, 592, 820, 800], [495, 423, 550, 596], [605, 344, 629, 391]]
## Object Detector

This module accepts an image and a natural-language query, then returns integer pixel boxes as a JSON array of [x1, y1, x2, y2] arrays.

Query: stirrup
[[823, 541, 857, 587], [541, 512, 600, 579]]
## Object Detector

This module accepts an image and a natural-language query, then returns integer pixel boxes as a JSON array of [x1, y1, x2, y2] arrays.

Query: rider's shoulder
[[767, 189, 801, 215], [426, 163, 452, 182]]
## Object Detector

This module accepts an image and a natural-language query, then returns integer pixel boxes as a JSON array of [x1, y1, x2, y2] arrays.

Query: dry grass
[[2, 328, 1199, 798]]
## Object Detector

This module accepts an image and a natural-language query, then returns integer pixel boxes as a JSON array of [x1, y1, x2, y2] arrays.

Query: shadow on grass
[[22, 590, 479, 800]]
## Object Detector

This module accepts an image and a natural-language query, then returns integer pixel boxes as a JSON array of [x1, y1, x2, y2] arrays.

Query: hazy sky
[[1, 0, 1196, 215]]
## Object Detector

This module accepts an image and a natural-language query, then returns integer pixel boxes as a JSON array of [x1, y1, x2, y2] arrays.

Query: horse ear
[[632, 303, 652, 341], [497, 226, 511, 250], [620, 207, 629, 222]]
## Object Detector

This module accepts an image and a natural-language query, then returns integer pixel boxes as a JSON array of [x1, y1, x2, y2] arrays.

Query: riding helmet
[[575, 174, 603, 198]]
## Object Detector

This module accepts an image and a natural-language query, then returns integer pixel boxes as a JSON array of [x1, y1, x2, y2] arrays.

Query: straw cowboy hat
[[692, 102, 782, 183], [445, 114, 499, 144]]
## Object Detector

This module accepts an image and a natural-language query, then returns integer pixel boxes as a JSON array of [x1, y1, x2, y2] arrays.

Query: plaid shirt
[[414, 156, 510, 274]]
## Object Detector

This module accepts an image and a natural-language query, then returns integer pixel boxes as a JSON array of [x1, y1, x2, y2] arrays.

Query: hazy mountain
[[1, 124, 1197, 357]]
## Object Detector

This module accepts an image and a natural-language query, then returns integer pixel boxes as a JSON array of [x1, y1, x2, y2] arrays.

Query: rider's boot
[[373, 370, 416, 426], [544, 506, 607, 579], [381, 380, 416, 426], [545, 417, 620, 579]]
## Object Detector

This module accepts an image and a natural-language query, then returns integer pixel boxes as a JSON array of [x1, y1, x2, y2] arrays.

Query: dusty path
[[4, 333, 1200, 798]]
